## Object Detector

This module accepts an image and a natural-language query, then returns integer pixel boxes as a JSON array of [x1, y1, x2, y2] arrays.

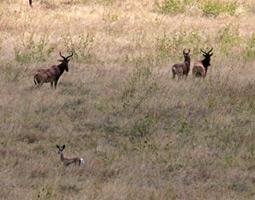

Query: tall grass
[[1, 0, 255, 199]]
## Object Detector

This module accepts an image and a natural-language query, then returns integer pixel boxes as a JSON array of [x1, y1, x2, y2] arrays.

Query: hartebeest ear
[[62, 145, 66, 149], [56, 145, 60, 149]]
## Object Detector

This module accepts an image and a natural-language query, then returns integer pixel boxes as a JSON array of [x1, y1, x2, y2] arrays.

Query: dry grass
[[1, 0, 255, 199]]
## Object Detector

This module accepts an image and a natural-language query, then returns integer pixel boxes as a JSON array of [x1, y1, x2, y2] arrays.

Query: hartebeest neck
[[185, 56, 191, 66], [184, 56, 190, 70], [60, 152, 65, 162], [58, 62, 68, 73], [201, 59, 210, 72]]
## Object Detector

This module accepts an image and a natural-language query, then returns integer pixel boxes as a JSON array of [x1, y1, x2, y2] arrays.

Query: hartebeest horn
[[200, 49, 207, 56], [183, 49, 190, 54], [200, 47, 213, 56], [208, 47, 213, 53], [59, 52, 73, 60], [59, 52, 65, 59], [66, 52, 74, 59]]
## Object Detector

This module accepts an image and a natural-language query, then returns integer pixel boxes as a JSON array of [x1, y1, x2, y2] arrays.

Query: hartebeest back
[[192, 48, 213, 78], [56, 145, 84, 167], [172, 49, 191, 79], [34, 52, 73, 89]]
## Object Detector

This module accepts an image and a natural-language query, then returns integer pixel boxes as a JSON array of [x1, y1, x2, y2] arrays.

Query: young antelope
[[56, 145, 84, 167]]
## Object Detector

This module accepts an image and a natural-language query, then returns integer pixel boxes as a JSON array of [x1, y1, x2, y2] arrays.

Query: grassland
[[1, 0, 255, 199]]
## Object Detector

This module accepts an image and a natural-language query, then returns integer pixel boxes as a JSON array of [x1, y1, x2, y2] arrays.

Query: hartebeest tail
[[172, 49, 191, 79], [192, 48, 213, 78], [56, 145, 85, 167], [34, 52, 73, 89]]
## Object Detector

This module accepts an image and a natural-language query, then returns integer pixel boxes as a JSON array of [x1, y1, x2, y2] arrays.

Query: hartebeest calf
[[192, 48, 213, 78], [172, 49, 191, 79], [56, 145, 84, 167], [34, 52, 73, 89]]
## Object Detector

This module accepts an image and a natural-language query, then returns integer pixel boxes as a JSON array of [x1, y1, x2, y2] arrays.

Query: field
[[1, 0, 255, 199]]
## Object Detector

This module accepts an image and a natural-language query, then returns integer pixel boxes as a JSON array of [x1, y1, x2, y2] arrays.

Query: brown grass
[[1, 0, 255, 199]]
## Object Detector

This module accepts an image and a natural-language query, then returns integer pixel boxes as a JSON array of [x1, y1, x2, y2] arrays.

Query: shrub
[[202, 1, 237, 17], [154, 0, 186, 15]]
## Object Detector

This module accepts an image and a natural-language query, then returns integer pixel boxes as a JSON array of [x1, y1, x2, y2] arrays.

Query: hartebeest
[[56, 145, 84, 167], [192, 48, 213, 78], [34, 52, 73, 89], [172, 49, 191, 79]]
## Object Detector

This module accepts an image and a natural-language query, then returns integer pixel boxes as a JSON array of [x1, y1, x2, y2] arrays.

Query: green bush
[[244, 33, 255, 61], [214, 23, 241, 56], [14, 33, 58, 64], [154, 0, 186, 15], [202, 1, 237, 17], [156, 31, 201, 60]]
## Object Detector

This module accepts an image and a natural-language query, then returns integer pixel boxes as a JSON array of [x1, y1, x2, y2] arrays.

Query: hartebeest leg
[[54, 80, 59, 89]]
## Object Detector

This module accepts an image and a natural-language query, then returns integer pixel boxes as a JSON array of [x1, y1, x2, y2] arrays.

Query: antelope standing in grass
[[34, 52, 73, 89], [172, 49, 191, 79], [56, 145, 85, 167], [192, 48, 213, 78]]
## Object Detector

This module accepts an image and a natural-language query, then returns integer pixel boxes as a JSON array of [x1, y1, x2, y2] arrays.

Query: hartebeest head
[[58, 52, 73, 72], [183, 49, 191, 59], [200, 47, 213, 68]]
